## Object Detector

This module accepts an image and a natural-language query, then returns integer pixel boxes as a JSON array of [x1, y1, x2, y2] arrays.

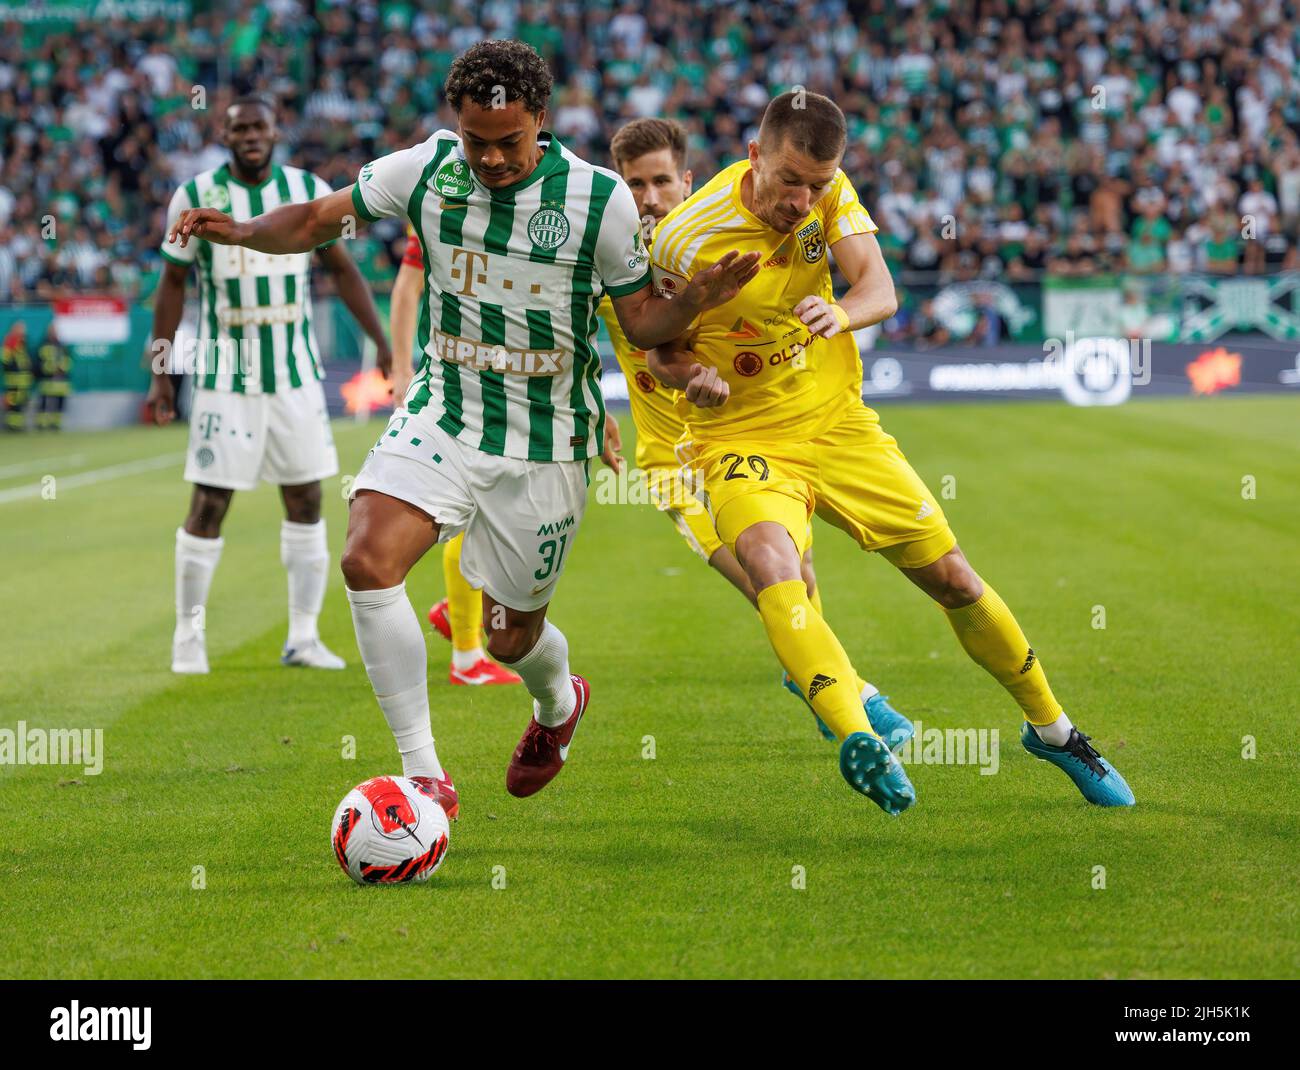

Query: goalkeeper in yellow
[[598, 118, 910, 748], [648, 92, 1134, 814]]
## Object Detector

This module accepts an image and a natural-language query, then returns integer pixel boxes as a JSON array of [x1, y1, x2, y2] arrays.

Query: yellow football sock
[[756, 580, 873, 741], [943, 585, 1062, 725], [442, 534, 483, 653], [806, 582, 870, 698]]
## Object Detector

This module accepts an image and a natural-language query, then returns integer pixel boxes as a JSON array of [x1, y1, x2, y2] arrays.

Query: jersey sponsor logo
[[218, 302, 305, 328], [431, 328, 567, 376], [725, 317, 763, 341], [796, 219, 825, 263], [634, 370, 657, 393], [196, 411, 222, 440], [527, 206, 571, 250], [202, 185, 231, 211], [432, 159, 473, 198], [536, 516, 575, 536], [733, 351, 764, 377]]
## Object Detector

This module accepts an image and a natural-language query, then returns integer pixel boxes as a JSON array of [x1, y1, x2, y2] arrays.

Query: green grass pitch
[[1, 396, 1297, 979]]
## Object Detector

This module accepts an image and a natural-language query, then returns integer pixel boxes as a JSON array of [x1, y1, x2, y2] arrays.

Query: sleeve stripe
[[605, 271, 651, 298], [654, 185, 733, 273], [350, 183, 380, 222], [656, 198, 736, 278]]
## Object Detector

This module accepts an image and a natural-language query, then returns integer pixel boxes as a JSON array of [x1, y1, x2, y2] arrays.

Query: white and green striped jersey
[[160, 163, 333, 395], [352, 130, 651, 462]]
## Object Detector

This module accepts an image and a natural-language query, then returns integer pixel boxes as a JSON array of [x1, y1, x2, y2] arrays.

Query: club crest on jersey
[[528, 206, 570, 250], [733, 351, 764, 377], [433, 159, 473, 198], [202, 185, 231, 212], [635, 371, 657, 393], [796, 219, 825, 263]]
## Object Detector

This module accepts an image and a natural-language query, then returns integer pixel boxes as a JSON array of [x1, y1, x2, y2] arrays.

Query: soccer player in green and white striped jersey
[[148, 95, 392, 676], [168, 42, 759, 812]]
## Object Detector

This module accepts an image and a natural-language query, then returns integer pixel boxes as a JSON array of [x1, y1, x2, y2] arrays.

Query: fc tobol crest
[[796, 219, 825, 263]]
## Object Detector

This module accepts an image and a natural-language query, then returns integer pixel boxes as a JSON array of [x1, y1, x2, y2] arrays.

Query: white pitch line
[[0, 453, 88, 480], [0, 451, 186, 505]]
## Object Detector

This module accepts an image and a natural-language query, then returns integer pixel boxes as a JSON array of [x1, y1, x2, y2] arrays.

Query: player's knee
[[485, 616, 542, 662], [923, 552, 984, 608], [339, 543, 402, 591], [186, 487, 231, 537], [735, 524, 803, 592], [282, 482, 322, 524]]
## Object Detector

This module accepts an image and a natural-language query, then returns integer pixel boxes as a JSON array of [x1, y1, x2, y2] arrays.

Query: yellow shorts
[[644, 460, 724, 562], [691, 404, 956, 569]]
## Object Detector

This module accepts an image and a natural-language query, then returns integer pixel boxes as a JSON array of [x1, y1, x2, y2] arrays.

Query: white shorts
[[184, 380, 339, 491], [349, 409, 589, 611]]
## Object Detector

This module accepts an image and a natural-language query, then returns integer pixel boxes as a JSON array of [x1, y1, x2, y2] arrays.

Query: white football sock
[[174, 527, 223, 641], [281, 518, 329, 646], [346, 583, 443, 779], [451, 646, 485, 672], [860, 680, 880, 702], [1033, 711, 1075, 747], [510, 621, 576, 727]]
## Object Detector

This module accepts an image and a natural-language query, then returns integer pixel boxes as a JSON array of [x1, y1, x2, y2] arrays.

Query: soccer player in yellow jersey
[[390, 227, 521, 686], [597, 119, 911, 747], [648, 92, 1135, 815]]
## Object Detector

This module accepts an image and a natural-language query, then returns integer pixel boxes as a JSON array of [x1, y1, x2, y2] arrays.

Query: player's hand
[[601, 411, 625, 472], [146, 375, 175, 427], [168, 207, 250, 248], [389, 362, 413, 408], [374, 340, 393, 379], [684, 362, 729, 407], [796, 295, 850, 339], [682, 250, 762, 313]]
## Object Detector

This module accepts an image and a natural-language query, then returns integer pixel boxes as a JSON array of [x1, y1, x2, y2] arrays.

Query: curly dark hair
[[443, 40, 553, 115]]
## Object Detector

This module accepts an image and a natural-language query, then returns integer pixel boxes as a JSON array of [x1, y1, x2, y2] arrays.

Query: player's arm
[[316, 240, 392, 377], [610, 249, 761, 351], [169, 185, 358, 254], [795, 175, 897, 338], [646, 335, 729, 408], [796, 230, 898, 338], [146, 261, 188, 425], [592, 175, 760, 351], [387, 259, 423, 404]]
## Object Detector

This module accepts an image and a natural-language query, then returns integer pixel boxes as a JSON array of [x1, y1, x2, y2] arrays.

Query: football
[[330, 776, 450, 886]]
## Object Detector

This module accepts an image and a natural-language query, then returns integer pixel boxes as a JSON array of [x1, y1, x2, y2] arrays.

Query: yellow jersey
[[596, 293, 686, 472], [650, 159, 877, 442]]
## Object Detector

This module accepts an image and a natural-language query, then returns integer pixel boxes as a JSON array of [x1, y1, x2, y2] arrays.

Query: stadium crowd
[[3, 0, 1300, 310]]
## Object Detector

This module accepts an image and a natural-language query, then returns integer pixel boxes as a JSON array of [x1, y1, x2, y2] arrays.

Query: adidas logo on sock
[[1019, 647, 1036, 674], [808, 673, 837, 700]]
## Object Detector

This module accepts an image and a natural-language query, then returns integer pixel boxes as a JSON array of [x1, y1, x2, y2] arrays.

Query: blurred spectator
[[2, 0, 1300, 308]]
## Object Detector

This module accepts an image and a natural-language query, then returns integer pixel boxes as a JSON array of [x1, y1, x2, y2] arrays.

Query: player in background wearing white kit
[[148, 95, 392, 675], [167, 44, 757, 817]]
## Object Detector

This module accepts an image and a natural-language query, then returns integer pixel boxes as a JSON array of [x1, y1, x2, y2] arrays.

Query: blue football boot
[[839, 732, 916, 815], [1020, 723, 1135, 807]]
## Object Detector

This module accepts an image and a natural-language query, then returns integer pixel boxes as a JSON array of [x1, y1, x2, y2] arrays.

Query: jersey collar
[[216, 161, 278, 191]]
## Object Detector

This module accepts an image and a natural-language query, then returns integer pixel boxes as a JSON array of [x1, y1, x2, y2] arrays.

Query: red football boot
[[450, 657, 523, 686], [505, 675, 590, 798], [409, 770, 460, 821], [428, 599, 452, 641]]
